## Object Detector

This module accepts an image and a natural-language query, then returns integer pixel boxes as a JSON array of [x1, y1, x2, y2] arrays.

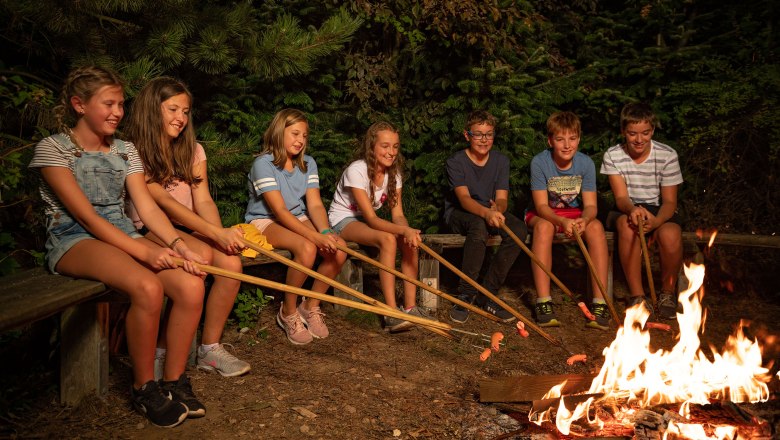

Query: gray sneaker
[[384, 315, 414, 333], [657, 292, 678, 320], [627, 295, 656, 321], [197, 344, 251, 377], [403, 305, 430, 319]]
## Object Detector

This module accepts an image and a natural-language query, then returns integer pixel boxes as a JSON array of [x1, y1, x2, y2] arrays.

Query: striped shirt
[[245, 153, 320, 221], [28, 134, 144, 215], [600, 140, 683, 206]]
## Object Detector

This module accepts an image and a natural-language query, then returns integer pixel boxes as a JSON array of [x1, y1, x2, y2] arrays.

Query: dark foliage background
[[1, 0, 778, 274]]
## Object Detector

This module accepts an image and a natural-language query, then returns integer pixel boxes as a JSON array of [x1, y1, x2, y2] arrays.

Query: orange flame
[[531, 263, 771, 437]]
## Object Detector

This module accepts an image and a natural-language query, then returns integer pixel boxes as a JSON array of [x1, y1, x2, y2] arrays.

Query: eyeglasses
[[468, 131, 495, 140]]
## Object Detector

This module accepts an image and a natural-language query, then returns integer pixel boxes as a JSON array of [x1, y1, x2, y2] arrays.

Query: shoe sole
[[585, 321, 609, 330], [537, 319, 561, 327], [133, 401, 188, 428], [196, 363, 251, 377], [386, 320, 414, 333], [449, 309, 469, 324], [276, 313, 313, 345]]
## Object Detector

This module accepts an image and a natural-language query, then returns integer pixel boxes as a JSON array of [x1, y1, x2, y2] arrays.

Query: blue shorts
[[46, 208, 141, 274], [332, 216, 364, 234]]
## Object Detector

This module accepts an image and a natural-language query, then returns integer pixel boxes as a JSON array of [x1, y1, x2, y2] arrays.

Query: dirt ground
[[1, 247, 779, 439]]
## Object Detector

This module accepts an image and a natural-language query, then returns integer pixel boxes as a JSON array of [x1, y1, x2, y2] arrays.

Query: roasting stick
[[239, 238, 454, 339], [499, 223, 593, 321], [637, 217, 657, 307], [417, 241, 559, 346], [171, 257, 452, 331], [330, 242, 501, 323], [572, 228, 620, 324]]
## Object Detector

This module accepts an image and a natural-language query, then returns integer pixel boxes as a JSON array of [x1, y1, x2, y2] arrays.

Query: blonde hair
[[262, 108, 309, 172], [125, 77, 201, 186], [546, 111, 581, 138], [54, 65, 124, 131], [352, 121, 403, 209]]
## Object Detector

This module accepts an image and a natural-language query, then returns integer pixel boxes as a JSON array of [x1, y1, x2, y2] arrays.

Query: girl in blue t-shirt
[[245, 109, 347, 345]]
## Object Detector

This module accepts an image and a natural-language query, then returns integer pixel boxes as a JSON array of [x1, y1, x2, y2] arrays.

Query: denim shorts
[[46, 208, 142, 273], [332, 216, 364, 234]]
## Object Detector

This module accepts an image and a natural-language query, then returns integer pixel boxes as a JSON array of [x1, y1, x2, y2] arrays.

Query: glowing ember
[[530, 263, 772, 437]]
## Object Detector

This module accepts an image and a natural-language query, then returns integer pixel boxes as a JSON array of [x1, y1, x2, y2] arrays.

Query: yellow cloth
[[233, 223, 273, 258]]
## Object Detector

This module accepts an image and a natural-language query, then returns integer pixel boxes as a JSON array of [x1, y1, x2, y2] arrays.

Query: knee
[[296, 241, 318, 267], [378, 232, 397, 253], [222, 254, 243, 273], [584, 220, 606, 239], [656, 224, 682, 250], [199, 246, 215, 266], [172, 275, 205, 311], [132, 276, 165, 314]]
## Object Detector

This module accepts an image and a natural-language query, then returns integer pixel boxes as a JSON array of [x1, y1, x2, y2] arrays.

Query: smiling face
[[74, 84, 124, 137], [464, 122, 495, 159], [622, 120, 654, 160], [373, 130, 400, 171], [283, 121, 308, 158], [160, 93, 190, 142], [548, 129, 580, 169]]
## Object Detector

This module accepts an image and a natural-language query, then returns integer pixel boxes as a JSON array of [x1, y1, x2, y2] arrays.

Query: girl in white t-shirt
[[125, 77, 250, 379], [328, 122, 423, 332]]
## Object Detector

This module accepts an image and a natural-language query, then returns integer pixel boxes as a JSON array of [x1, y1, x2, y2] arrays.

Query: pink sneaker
[[297, 301, 329, 339], [276, 307, 313, 345]]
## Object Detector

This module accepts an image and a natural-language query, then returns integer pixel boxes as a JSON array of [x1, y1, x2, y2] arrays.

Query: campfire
[[529, 263, 775, 439]]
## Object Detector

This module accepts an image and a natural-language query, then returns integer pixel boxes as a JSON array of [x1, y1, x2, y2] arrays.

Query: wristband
[[168, 236, 183, 249], [320, 228, 333, 235]]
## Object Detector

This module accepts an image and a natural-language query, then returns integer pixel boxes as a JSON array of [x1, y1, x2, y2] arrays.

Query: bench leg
[[60, 302, 109, 405], [418, 251, 441, 312], [333, 258, 363, 314]]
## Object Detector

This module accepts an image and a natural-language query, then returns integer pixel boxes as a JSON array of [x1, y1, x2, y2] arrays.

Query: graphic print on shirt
[[547, 175, 583, 208]]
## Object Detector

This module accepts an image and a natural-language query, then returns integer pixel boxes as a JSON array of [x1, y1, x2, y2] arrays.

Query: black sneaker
[[586, 302, 610, 330], [627, 295, 655, 321], [534, 301, 560, 327], [483, 301, 515, 323], [449, 304, 469, 324], [657, 292, 678, 320], [160, 374, 206, 418], [131, 380, 188, 428]]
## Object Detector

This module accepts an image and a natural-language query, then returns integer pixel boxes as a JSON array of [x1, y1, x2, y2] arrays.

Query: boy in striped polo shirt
[[600, 103, 683, 320]]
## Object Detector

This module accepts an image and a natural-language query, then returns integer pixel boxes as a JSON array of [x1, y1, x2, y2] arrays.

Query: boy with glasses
[[444, 110, 528, 323]]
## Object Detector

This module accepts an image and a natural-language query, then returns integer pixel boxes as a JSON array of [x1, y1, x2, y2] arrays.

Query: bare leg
[[399, 237, 419, 309], [529, 217, 555, 299], [339, 221, 398, 307], [264, 222, 319, 317], [56, 239, 165, 389], [583, 220, 609, 300], [654, 222, 683, 293]]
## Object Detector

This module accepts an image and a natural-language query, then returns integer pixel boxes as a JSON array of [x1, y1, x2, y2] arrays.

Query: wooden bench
[[417, 231, 780, 310], [0, 244, 365, 405]]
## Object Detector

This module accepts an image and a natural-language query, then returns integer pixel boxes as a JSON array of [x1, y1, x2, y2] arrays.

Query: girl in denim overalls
[[29, 66, 206, 428]]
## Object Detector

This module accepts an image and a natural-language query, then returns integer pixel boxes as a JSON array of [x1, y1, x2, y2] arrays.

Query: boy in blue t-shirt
[[444, 110, 528, 323], [526, 112, 610, 329]]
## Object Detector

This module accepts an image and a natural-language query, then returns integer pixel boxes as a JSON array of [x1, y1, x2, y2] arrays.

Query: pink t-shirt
[[127, 143, 207, 229]]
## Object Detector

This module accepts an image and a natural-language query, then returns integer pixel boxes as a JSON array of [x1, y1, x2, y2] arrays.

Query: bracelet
[[167, 236, 183, 249], [320, 228, 333, 235]]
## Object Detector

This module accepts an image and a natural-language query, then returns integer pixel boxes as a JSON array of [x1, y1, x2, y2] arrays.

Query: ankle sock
[[199, 343, 218, 354], [536, 297, 552, 304]]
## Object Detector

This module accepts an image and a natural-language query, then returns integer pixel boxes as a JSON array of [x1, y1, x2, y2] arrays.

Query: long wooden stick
[[331, 242, 501, 323], [637, 217, 657, 307], [572, 228, 620, 324], [172, 257, 452, 331], [499, 223, 592, 320], [417, 242, 559, 346], [239, 238, 453, 339]]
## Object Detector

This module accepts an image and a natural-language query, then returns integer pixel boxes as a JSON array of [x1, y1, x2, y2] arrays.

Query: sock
[[536, 297, 552, 304], [593, 298, 606, 304], [199, 342, 219, 354], [403, 306, 414, 313], [155, 347, 166, 359]]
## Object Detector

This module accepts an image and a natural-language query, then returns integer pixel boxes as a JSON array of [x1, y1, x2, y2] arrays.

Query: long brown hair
[[54, 65, 124, 132], [261, 108, 309, 172], [352, 121, 403, 209], [125, 77, 201, 186]]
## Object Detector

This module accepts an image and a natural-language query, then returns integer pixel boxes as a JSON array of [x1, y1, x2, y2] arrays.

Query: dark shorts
[[605, 204, 681, 231], [138, 223, 194, 236]]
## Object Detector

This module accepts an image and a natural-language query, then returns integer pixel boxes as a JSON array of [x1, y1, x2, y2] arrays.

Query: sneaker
[[535, 301, 560, 327], [297, 301, 329, 339], [276, 307, 313, 345], [627, 295, 656, 321], [197, 344, 251, 377], [160, 374, 206, 418], [449, 304, 469, 324], [153, 351, 165, 382], [403, 305, 430, 319], [586, 302, 610, 330], [657, 292, 678, 320], [130, 380, 188, 428], [483, 301, 516, 323], [384, 315, 414, 333]]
